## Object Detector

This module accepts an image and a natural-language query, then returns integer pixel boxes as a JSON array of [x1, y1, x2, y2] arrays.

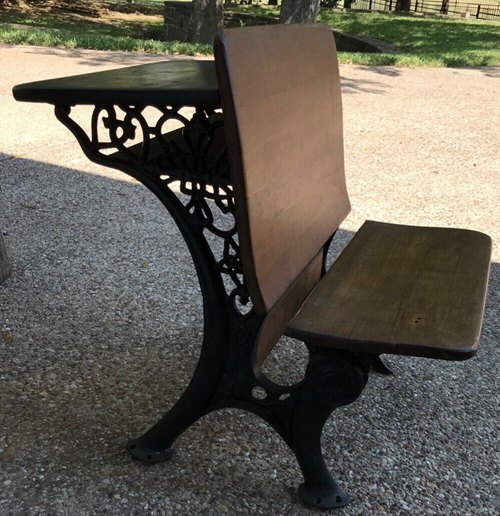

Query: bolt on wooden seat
[[287, 220, 491, 360]]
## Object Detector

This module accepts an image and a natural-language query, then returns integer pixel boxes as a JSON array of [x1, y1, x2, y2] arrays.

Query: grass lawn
[[0, 2, 499, 66], [319, 10, 500, 66], [238, 6, 500, 66], [0, 6, 211, 55]]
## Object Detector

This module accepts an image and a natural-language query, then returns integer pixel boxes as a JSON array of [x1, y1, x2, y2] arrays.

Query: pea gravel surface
[[1, 46, 499, 515]]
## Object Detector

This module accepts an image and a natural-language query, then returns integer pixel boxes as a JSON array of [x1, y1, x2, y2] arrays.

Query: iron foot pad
[[127, 438, 174, 464], [299, 482, 351, 510], [372, 356, 394, 376]]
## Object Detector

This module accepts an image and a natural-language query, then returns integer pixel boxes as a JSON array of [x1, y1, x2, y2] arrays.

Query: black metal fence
[[347, 0, 500, 20]]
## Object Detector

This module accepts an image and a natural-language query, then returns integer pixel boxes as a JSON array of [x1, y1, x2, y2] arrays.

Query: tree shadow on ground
[[23, 45, 191, 67], [340, 74, 394, 94], [479, 67, 500, 78], [363, 66, 401, 77], [1, 151, 498, 514]]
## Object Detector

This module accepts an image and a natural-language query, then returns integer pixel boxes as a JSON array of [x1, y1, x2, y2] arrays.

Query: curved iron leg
[[54, 105, 240, 466], [372, 355, 394, 375], [287, 348, 371, 509], [292, 404, 351, 509], [127, 317, 229, 463], [125, 180, 232, 464]]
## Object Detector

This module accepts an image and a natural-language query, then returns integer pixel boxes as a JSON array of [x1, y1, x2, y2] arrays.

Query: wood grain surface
[[288, 221, 491, 360], [215, 24, 350, 312]]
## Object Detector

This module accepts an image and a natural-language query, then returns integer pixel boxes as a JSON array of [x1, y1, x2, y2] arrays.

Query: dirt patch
[[0, 0, 162, 26]]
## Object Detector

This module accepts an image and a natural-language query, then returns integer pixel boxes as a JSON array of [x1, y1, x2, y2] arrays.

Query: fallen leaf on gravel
[[0, 446, 16, 461], [2, 331, 14, 343]]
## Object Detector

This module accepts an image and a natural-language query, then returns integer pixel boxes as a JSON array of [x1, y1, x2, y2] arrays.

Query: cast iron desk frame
[[14, 60, 379, 508]]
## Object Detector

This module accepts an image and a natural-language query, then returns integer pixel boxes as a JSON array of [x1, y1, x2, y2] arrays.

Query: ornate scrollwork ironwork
[[53, 98, 376, 513], [55, 103, 250, 314]]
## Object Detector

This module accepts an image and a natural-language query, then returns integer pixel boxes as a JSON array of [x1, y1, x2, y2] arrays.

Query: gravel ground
[[0, 46, 499, 515]]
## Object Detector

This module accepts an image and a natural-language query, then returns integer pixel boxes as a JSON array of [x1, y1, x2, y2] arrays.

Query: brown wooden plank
[[214, 25, 350, 312], [287, 221, 492, 360], [255, 251, 323, 367]]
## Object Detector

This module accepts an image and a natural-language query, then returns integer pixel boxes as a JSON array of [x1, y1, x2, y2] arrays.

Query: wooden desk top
[[13, 60, 219, 108]]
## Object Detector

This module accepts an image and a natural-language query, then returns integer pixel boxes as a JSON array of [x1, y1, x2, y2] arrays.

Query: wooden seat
[[287, 220, 491, 360]]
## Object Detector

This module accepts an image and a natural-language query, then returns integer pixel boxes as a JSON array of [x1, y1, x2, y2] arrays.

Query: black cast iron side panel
[[47, 99, 375, 511], [54, 103, 250, 310]]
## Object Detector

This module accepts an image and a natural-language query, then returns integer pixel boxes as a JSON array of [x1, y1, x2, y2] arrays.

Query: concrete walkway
[[1, 45, 499, 515]]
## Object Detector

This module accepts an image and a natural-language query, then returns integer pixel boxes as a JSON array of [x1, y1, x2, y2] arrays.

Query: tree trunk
[[343, 0, 355, 9], [0, 232, 11, 284], [279, 0, 320, 24], [395, 0, 411, 10], [440, 0, 449, 13], [189, 0, 224, 44]]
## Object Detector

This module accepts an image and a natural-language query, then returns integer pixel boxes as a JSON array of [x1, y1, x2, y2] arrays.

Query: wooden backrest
[[214, 24, 350, 313]]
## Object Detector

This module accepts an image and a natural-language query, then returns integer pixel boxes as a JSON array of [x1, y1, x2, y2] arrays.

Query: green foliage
[[226, 5, 280, 17]]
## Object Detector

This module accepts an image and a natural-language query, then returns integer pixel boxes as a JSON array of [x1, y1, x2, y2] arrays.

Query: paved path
[[1, 45, 499, 515]]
